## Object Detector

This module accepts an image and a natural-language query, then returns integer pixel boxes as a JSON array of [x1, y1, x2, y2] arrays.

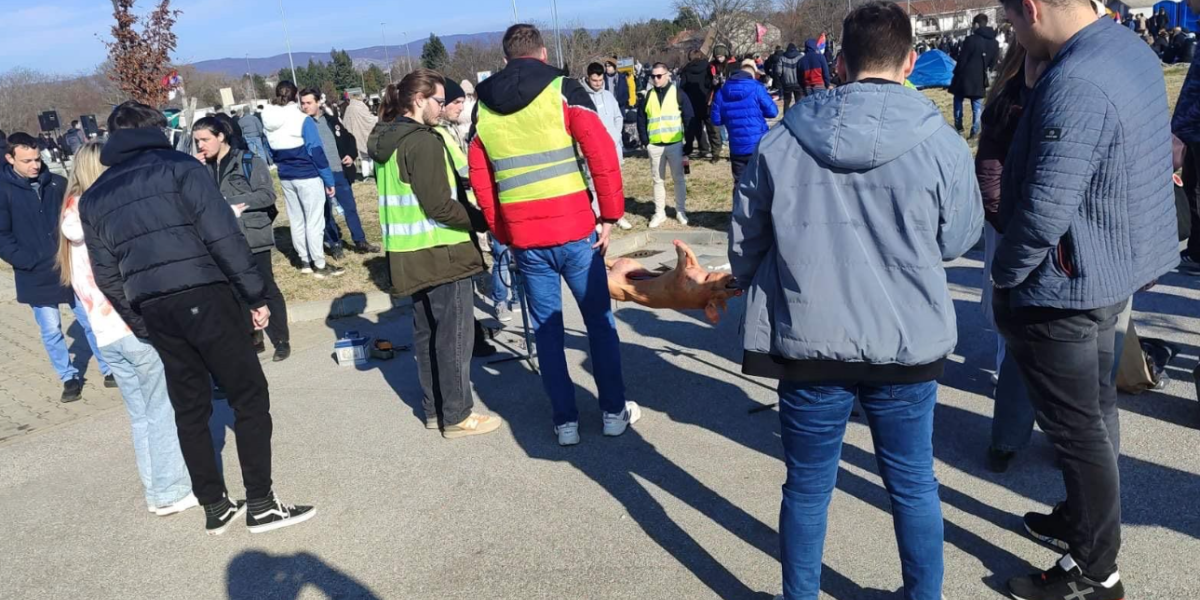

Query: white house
[[905, 0, 1004, 39]]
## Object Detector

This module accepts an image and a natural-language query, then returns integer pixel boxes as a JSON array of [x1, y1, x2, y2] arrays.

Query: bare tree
[[105, 0, 180, 106], [675, 0, 773, 56], [776, 0, 846, 46]]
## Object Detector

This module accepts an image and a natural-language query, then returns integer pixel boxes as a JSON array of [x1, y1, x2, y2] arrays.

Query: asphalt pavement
[[1, 243, 1197, 600]]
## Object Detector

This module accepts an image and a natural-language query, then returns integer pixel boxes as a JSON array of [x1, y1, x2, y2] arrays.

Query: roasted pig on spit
[[606, 240, 741, 324]]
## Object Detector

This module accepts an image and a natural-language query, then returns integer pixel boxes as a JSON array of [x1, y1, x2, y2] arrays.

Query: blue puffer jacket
[[712, 71, 778, 156], [996, 18, 1179, 309], [1173, 33, 1200, 143], [729, 82, 982, 379]]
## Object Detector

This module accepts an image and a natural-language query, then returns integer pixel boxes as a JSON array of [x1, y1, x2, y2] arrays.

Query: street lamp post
[[552, 0, 564, 70], [277, 0, 298, 84], [404, 32, 414, 72], [382, 23, 391, 82], [512, 0, 519, 22]]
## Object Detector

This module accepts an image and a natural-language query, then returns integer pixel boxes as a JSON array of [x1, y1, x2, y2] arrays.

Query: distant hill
[[191, 31, 506, 77]]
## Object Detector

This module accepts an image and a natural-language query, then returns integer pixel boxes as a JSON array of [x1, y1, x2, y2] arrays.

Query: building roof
[[904, 0, 998, 16]]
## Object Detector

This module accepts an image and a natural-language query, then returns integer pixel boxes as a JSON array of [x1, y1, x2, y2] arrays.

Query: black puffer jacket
[[679, 59, 714, 113], [79, 128, 265, 326]]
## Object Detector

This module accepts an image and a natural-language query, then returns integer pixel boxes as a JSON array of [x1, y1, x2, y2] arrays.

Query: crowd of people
[[1, 2, 1198, 599]]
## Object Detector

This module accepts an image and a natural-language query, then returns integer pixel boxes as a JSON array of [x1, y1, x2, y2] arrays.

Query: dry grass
[[4, 65, 1190, 303]]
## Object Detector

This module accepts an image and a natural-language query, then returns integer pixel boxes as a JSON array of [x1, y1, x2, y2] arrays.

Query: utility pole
[[404, 31, 413, 72], [277, 0, 297, 83], [244, 54, 254, 101], [382, 23, 391, 82], [512, 0, 519, 22], [552, 0, 564, 70]]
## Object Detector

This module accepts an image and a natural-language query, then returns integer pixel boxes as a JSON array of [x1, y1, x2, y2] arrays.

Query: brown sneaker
[[442, 413, 503, 439]]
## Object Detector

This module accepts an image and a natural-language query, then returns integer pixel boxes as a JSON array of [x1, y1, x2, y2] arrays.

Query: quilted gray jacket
[[996, 18, 1179, 309]]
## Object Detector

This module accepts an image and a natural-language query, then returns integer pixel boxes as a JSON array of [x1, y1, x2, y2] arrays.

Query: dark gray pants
[[412, 277, 476, 427], [994, 290, 1126, 579]]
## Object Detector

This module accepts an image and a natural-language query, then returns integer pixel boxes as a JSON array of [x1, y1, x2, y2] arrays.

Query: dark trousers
[[141, 284, 273, 506], [993, 290, 1126, 578], [253, 251, 290, 346], [684, 115, 711, 157], [730, 154, 752, 182], [704, 116, 722, 157], [412, 277, 476, 427], [1182, 142, 1200, 260], [782, 87, 802, 112]]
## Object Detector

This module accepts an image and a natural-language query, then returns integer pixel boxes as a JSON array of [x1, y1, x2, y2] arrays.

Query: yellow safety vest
[[646, 85, 684, 145], [474, 76, 587, 204], [435, 126, 476, 206], [376, 129, 472, 253]]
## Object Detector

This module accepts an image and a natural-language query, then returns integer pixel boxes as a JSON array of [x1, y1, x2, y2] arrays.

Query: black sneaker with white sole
[[312, 264, 345, 279], [1008, 554, 1124, 600], [246, 492, 316, 534], [204, 497, 247, 536], [1025, 501, 1071, 551]]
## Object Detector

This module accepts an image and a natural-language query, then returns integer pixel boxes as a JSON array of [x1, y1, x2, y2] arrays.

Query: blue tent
[[909, 50, 955, 89]]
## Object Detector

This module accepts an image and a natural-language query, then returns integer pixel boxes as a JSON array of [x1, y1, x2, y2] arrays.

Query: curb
[[287, 230, 728, 324]]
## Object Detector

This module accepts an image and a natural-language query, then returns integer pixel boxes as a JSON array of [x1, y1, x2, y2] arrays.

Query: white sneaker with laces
[[616, 217, 633, 230], [555, 422, 580, 446], [676, 211, 689, 226], [603, 401, 642, 437], [155, 493, 199, 516], [648, 214, 667, 228]]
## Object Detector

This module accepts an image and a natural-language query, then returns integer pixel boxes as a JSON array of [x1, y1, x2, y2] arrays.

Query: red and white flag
[[756, 23, 767, 44]]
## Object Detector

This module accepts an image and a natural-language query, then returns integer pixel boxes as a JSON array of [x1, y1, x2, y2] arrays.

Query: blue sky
[[2, 0, 671, 74]]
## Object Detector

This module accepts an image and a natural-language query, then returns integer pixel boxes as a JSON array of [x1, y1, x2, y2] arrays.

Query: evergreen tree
[[420, 34, 449, 71], [363, 64, 386, 94], [330, 49, 358, 90]]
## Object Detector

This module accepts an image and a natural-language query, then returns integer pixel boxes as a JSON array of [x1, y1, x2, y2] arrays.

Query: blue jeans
[[490, 237, 515, 307], [778, 380, 943, 600], [324, 171, 366, 246], [31, 299, 110, 381], [991, 299, 1131, 454], [513, 234, 625, 425], [953, 95, 983, 135], [99, 335, 191, 507], [245, 137, 270, 165]]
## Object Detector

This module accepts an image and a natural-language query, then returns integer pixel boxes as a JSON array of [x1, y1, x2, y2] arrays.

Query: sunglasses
[[652, 73, 667, 79]]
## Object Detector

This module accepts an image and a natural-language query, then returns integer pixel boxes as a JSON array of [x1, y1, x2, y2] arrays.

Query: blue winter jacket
[[996, 18, 1179, 309], [711, 71, 778, 156], [1174, 28, 1200, 143], [0, 164, 73, 306], [729, 82, 982, 380]]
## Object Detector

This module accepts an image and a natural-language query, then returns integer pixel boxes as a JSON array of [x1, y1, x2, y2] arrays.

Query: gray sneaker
[[495, 303, 513, 322]]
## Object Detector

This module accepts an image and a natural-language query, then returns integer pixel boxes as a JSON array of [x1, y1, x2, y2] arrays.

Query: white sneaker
[[616, 217, 633, 230], [555, 422, 580, 446], [676, 211, 689, 226], [648, 214, 667, 228], [155, 493, 199, 516], [299, 263, 313, 274], [603, 401, 642, 437]]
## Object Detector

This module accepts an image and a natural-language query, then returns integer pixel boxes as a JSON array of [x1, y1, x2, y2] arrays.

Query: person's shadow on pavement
[[226, 550, 381, 600]]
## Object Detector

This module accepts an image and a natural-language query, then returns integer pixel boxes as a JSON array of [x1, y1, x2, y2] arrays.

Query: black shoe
[[312, 264, 346, 279], [61, 377, 83, 403], [252, 330, 266, 354], [1025, 501, 1071, 551], [473, 340, 498, 358], [329, 244, 345, 261], [353, 240, 380, 254], [1008, 555, 1124, 600], [987, 446, 1015, 473], [103, 374, 119, 388], [272, 343, 291, 362], [204, 496, 247, 536], [246, 492, 316, 534]]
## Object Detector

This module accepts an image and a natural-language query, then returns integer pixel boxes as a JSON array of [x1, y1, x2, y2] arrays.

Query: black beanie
[[444, 79, 465, 105]]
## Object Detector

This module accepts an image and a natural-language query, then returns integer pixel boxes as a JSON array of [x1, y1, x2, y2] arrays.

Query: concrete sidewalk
[[1, 244, 1197, 599]]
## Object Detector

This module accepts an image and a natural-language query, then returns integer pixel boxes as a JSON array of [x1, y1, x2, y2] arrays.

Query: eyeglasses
[[430, 97, 446, 107], [652, 73, 667, 80]]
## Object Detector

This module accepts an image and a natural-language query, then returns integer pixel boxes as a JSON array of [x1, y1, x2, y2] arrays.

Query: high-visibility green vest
[[646, 85, 684, 144], [376, 131, 472, 253], [475, 76, 587, 204], [435, 126, 476, 206]]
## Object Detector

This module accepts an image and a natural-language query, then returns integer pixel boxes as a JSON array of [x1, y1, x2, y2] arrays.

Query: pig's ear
[[675, 239, 700, 270]]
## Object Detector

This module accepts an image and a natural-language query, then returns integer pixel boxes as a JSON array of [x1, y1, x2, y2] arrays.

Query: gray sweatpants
[[280, 178, 327, 268]]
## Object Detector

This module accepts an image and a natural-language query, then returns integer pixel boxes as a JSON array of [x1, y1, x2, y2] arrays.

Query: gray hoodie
[[729, 82, 983, 381]]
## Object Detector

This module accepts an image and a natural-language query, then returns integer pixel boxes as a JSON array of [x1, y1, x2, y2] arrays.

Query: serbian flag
[[816, 33, 827, 53], [756, 23, 767, 44]]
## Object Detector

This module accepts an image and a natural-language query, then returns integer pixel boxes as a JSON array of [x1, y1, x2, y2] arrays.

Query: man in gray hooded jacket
[[729, 3, 982, 598]]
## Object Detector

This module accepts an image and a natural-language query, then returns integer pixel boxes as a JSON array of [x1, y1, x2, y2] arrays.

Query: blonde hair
[[56, 142, 107, 287]]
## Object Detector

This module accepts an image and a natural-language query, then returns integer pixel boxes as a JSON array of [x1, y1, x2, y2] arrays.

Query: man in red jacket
[[469, 24, 640, 447]]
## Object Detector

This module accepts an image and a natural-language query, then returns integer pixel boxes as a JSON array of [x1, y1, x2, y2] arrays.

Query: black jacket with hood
[[79, 127, 265, 335], [949, 26, 1000, 99], [369, 117, 485, 298], [778, 44, 803, 89], [679, 58, 714, 113]]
